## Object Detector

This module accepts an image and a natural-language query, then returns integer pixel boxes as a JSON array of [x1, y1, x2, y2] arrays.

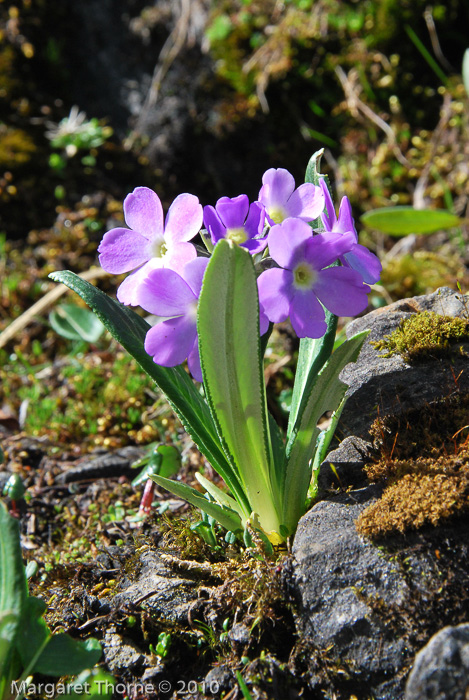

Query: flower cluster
[[98, 168, 381, 379]]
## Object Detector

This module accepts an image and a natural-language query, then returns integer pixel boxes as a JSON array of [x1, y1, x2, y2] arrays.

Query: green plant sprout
[[131, 443, 181, 516], [0, 501, 111, 700], [45, 105, 113, 171], [49, 303, 105, 344]]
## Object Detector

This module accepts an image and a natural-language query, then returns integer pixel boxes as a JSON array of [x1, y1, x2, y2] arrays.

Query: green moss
[[0, 348, 165, 448], [371, 310, 469, 362]]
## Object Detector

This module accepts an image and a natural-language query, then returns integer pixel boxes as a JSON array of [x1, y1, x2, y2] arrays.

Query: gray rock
[[293, 287, 469, 698], [204, 665, 234, 695], [57, 445, 144, 484], [292, 490, 410, 699], [317, 435, 371, 493], [405, 624, 469, 700], [338, 287, 469, 439], [112, 549, 203, 624], [103, 627, 146, 673], [228, 622, 251, 648]]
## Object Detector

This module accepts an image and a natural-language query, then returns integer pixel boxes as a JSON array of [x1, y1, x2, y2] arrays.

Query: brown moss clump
[[371, 311, 469, 362], [356, 451, 469, 538], [356, 393, 469, 539]]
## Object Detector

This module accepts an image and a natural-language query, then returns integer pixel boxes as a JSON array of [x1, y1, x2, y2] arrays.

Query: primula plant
[[50, 150, 381, 548]]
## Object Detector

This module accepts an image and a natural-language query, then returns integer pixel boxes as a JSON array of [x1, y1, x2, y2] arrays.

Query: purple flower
[[258, 168, 325, 225], [136, 257, 209, 382], [203, 195, 267, 255], [319, 179, 381, 285], [258, 218, 370, 338], [98, 186, 203, 306]]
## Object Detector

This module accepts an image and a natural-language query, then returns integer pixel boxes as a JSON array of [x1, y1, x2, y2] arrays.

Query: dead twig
[[335, 65, 410, 168], [0, 267, 109, 349], [133, 0, 191, 134]]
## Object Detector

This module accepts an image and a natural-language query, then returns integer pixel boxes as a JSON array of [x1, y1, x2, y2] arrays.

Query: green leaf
[[150, 474, 243, 535], [282, 331, 368, 531], [16, 594, 101, 675], [361, 207, 461, 236], [197, 241, 282, 537], [48, 271, 235, 489], [49, 303, 105, 342], [0, 501, 28, 680], [287, 313, 338, 441], [304, 148, 325, 187], [194, 472, 246, 523], [67, 668, 115, 699], [267, 412, 286, 491], [31, 635, 102, 676], [463, 48, 469, 97], [131, 444, 180, 487]]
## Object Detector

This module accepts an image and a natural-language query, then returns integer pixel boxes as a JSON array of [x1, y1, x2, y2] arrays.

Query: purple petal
[[319, 179, 336, 232], [244, 201, 266, 239], [267, 218, 313, 269], [137, 267, 196, 316], [286, 183, 325, 222], [144, 314, 197, 367], [259, 168, 296, 209], [289, 291, 326, 338], [116, 259, 162, 306], [123, 187, 163, 240], [314, 267, 370, 316], [343, 244, 382, 285], [203, 205, 226, 244], [216, 195, 249, 229], [164, 241, 197, 272], [304, 231, 356, 271], [187, 340, 203, 382], [257, 268, 293, 323], [98, 227, 150, 274], [259, 304, 270, 336], [335, 196, 358, 238], [181, 256, 210, 297], [242, 237, 268, 255], [164, 193, 203, 244]]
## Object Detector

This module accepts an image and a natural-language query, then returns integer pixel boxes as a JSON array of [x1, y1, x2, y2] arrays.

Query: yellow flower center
[[151, 235, 167, 259], [293, 262, 316, 289], [226, 227, 248, 245], [268, 206, 287, 224]]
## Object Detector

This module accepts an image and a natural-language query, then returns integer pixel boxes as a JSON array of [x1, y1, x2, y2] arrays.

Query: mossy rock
[[371, 310, 469, 362]]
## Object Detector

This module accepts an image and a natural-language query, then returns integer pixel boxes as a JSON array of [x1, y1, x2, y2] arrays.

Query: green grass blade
[[236, 672, 255, 700], [48, 271, 240, 493], [404, 24, 448, 86], [197, 241, 282, 537]]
